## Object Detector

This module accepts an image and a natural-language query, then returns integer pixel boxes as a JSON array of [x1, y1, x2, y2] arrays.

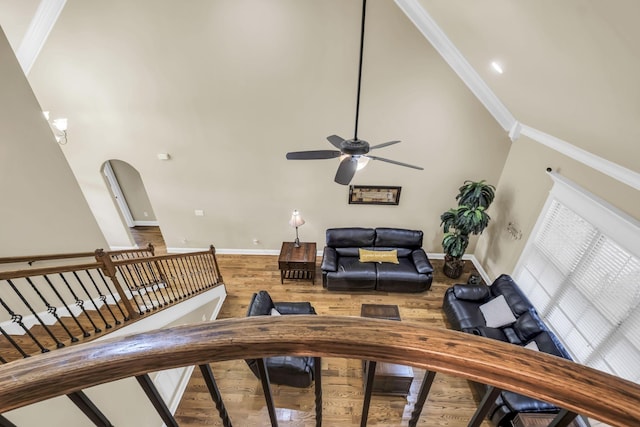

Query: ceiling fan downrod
[[353, 0, 367, 142]]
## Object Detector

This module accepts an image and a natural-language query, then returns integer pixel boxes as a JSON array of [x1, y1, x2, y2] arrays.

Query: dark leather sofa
[[245, 291, 317, 388], [320, 227, 433, 292], [442, 274, 574, 426]]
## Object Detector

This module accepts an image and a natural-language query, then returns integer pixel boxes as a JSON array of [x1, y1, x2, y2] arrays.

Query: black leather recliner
[[320, 227, 433, 292], [442, 274, 574, 426], [245, 290, 317, 388]]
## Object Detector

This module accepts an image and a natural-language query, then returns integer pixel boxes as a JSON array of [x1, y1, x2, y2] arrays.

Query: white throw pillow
[[270, 308, 281, 316], [479, 295, 517, 328], [524, 340, 540, 351]]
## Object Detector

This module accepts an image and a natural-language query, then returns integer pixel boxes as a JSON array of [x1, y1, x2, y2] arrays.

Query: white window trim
[[515, 171, 640, 275]]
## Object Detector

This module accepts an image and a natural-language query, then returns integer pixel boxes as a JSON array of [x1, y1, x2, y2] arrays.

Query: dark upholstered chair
[[245, 290, 317, 388]]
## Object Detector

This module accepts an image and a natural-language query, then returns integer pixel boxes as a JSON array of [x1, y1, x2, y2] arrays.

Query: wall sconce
[[288, 210, 305, 247], [506, 222, 523, 240], [43, 111, 68, 145]]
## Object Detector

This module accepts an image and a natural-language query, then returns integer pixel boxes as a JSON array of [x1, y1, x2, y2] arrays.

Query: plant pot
[[443, 255, 465, 279]]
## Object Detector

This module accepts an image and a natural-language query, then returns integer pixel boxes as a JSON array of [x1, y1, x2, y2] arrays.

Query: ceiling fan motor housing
[[341, 139, 370, 155]]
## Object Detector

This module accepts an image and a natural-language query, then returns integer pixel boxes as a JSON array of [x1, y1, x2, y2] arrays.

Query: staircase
[[0, 245, 223, 364]]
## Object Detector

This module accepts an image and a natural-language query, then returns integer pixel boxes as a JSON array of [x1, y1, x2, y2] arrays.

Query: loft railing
[[0, 246, 223, 364], [0, 316, 638, 427]]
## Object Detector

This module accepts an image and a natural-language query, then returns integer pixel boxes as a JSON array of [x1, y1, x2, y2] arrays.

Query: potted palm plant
[[440, 180, 496, 279]]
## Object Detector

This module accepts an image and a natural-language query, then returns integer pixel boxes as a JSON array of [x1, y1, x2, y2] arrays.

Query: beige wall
[[476, 135, 640, 279], [109, 160, 157, 222], [0, 28, 107, 256], [26, 0, 510, 252]]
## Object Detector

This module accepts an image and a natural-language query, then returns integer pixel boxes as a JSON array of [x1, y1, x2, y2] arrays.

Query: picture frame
[[348, 185, 401, 205]]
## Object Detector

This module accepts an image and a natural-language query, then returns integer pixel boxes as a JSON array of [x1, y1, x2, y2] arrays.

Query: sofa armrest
[[452, 284, 490, 301], [321, 247, 338, 272], [465, 326, 509, 343], [411, 249, 434, 274], [274, 302, 317, 315]]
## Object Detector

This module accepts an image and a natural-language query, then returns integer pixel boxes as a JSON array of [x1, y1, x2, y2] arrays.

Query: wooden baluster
[[67, 391, 114, 427], [468, 386, 502, 427], [209, 245, 224, 284], [136, 374, 178, 427], [409, 370, 436, 427], [256, 358, 279, 427], [314, 357, 322, 427], [199, 364, 233, 427], [361, 360, 376, 427], [95, 250, 139, 319]]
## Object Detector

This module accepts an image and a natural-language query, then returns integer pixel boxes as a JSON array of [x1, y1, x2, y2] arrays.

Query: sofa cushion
[[376, 258, 430, 292], [471, 326, 509, 342], [479, 295, 517, 328], [490, 274, 534, 316], [374, 227, 423, 249], [453, 284, 490, 301], [273, 301, 317, 315], [531, 331, 572, 360], [514, 310, 546, 342], [247, 291, 274, 316], [412, 250, 434, 274], [326, 227, 375, 248], [358, 248, 399, 264], [501, 390, 558, 413], [325, 257, 377, 291], [442, 288, 488, 330]]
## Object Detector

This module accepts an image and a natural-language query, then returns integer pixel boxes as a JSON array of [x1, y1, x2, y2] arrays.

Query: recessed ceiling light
[[491, 61, 504, 74]]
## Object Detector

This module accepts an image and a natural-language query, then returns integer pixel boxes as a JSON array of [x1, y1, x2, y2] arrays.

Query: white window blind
[[514, 173, 640, 385]]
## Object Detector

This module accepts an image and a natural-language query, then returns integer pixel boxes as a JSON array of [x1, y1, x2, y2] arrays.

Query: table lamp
[[288, 210, 305, 247]]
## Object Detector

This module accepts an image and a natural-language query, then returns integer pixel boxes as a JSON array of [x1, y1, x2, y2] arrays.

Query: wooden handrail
[[0, 262, 102, 280], [108, 249, 214, 267], [0, 316, 638, 426], [0, 252, 97, 265]]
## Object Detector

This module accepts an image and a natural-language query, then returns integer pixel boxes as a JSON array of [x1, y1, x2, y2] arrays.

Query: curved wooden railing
[[1, 316, 639, 427]]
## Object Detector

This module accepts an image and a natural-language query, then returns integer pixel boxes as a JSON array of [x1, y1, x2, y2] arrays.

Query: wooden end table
[[361, 304, 414, 397], [278, 241, 317, 284]]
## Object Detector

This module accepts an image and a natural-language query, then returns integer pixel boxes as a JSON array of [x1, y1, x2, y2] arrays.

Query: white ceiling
[[419, 0, 640, 174], [1, 0, 638, 179]]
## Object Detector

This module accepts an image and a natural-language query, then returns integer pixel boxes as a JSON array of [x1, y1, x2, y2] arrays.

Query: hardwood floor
[[172, 251, 491, 427], [129, 226, 167, 253]]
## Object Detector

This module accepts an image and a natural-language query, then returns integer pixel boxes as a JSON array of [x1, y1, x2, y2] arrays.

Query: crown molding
[[394, 0, 516, 132], [16, 0, 66, 75], [521, 125, 640, 191]]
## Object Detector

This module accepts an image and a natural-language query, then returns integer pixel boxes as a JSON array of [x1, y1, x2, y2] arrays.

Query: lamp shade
[[288, 210, 305, 228]]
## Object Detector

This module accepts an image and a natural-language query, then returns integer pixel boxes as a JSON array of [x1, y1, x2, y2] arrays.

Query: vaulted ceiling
[[1, 0, 638, 186]]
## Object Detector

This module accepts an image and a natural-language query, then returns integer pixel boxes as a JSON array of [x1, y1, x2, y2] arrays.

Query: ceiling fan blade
[[286, 150, 342, 160], [327, 135, 346, 150], [367, 155, 424, 170], [334, 156, 358, 185], [369, 140, 401, 150]]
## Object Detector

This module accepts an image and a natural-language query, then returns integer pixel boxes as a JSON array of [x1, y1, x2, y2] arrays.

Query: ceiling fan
[[286, 0, 424, 185]]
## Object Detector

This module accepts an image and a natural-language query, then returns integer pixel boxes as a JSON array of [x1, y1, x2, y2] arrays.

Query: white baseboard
[[133, 220, 159, 227], [166, 247, 281, 255]]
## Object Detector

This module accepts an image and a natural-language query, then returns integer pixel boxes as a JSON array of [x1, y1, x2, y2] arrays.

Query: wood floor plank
[[174, 251, 491, 427]]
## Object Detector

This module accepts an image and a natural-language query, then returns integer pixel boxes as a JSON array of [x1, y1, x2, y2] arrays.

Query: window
[[514, 173, 640, 383]]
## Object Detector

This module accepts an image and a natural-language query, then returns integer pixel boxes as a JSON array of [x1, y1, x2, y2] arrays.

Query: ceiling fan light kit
[[285, 0, 423, 185]]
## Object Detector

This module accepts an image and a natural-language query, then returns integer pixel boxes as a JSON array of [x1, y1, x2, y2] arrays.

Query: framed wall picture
[[348, 185, 401, 205]]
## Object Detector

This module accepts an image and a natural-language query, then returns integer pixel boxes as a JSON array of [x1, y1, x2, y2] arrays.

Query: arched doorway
[[101, 160, 166, 253]]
